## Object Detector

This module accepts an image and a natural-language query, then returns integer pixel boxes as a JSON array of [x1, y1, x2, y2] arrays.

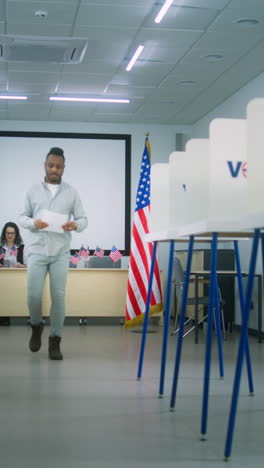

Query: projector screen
[[0, 131, 131, 255]]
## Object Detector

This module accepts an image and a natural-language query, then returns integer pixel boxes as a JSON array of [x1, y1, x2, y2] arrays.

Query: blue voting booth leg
[[234, 240, 254, 395], [159, 240, 175, 397], [200, 233, 218, 440], [170, 235, 194, 410], [214, 273, 224, 380], [137, 241, 158, 380], [224, 229, 260, 460]]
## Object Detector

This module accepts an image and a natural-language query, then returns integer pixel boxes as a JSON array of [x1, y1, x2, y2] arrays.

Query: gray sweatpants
[[27, 252, 69, 337]]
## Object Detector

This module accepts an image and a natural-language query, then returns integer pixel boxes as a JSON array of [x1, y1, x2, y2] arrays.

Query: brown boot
[[29, 322, 44, 352], [49, 336, 63, 360]]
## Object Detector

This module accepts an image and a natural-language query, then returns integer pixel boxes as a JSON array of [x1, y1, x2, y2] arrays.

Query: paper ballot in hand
[[39, 209, 68, 234]]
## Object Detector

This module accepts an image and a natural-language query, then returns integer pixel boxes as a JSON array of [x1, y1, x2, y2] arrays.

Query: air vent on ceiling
[[0, 35, 88, 64]]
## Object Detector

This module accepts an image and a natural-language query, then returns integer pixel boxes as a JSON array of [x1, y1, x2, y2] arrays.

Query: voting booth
[[244, 98, 264, 229], [169, 119, 247, 237], [168, 140, 209, 237]]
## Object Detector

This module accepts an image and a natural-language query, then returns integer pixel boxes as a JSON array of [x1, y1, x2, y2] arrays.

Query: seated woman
[[0, 222, 27, 268]]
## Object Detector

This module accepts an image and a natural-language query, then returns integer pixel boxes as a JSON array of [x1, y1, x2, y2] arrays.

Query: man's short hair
[[46, 147, 65, 162]]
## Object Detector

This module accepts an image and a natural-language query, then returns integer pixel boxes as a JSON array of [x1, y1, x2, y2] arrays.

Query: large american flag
[[125, 137, 163, 328]]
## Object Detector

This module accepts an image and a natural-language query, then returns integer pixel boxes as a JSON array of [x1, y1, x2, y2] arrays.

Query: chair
[[171, 256, 225, 339]]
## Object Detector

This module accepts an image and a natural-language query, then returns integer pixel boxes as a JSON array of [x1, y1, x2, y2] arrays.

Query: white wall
[[192, 70, 264, 330]]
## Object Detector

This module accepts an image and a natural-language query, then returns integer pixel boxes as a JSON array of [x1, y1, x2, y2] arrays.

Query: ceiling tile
[[7, 0, 79, 3], [0, 81, 7, 91], [7, 108, 51, 120], [160, 69, 217, 89], [179, 47, 244, 65], [81, 0, 154, 5], [106, 84, 155, 98], [0, 99, 7, 109], [145, 85, 206, 105], [49, 102, 97, 121], [209, 7, 264, 32], [7, 1, 78, 24], [0, 0, 4, 20], [7, 100, 51, 111], [58, 73, 113, 94], [89, 113, 133, 124], [145, 4, 219, 30], [168, 61, 234, 81], [7, 23, 72, 36], [62, 60, 120, 75], [73, 25, 137, 42], [8, 62, 62, 72], [8, 82, 57, 94], [229, 0, 264, 8], [94, 97, 143, 114], [111, 62, 175, 87], [135, 101, 180, 119], [171, 0, 230, 6], [129, 113, 168, 124], [0, 66, 7, 80], [8, 70, 60, 84], [136, 28, 203, 48], [139, 45, 191, 64], [76, 3, 150, 28], [195, 29, 264, 50], [78, 38, 130, 63]]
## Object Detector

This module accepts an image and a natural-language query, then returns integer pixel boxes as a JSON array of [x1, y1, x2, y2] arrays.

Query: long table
[[0, 268, 129, 318]]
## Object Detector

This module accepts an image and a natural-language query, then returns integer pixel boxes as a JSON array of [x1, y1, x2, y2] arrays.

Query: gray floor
[[0, 323, 263, 468]]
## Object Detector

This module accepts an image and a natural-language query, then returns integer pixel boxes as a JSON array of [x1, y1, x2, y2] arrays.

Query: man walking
[[20, 147, 88, 360]]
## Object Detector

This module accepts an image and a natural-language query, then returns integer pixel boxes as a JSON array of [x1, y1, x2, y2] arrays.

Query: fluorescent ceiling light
[[202, 54, 224, 62], [50, 97, 130, 103], [126, 45, 144, 71], [155, 0, 174, 24], [0, 95, 27, 100], [176, 80, 196, 86], [235, 18, 259, 27]]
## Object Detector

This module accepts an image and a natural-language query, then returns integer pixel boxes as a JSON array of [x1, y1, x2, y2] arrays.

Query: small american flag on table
[[94, 247, 104, 258], [109, 246, 122, 262]]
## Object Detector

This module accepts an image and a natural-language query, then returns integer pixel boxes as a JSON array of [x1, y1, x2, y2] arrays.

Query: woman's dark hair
[[46, 147, 65, 162], [0, 222, 23, 246]]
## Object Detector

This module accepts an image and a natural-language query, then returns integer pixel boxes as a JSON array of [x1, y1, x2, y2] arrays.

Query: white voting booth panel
[[169, 119, 247, 237], [244, 98, 264, 229], [208, 119, 247, 231], [168, 140, 209, 237], [147, 163, 173, 242]]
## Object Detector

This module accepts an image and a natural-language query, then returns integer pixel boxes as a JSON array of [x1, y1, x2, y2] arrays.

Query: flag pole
[[126, 132, 163, 331]]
